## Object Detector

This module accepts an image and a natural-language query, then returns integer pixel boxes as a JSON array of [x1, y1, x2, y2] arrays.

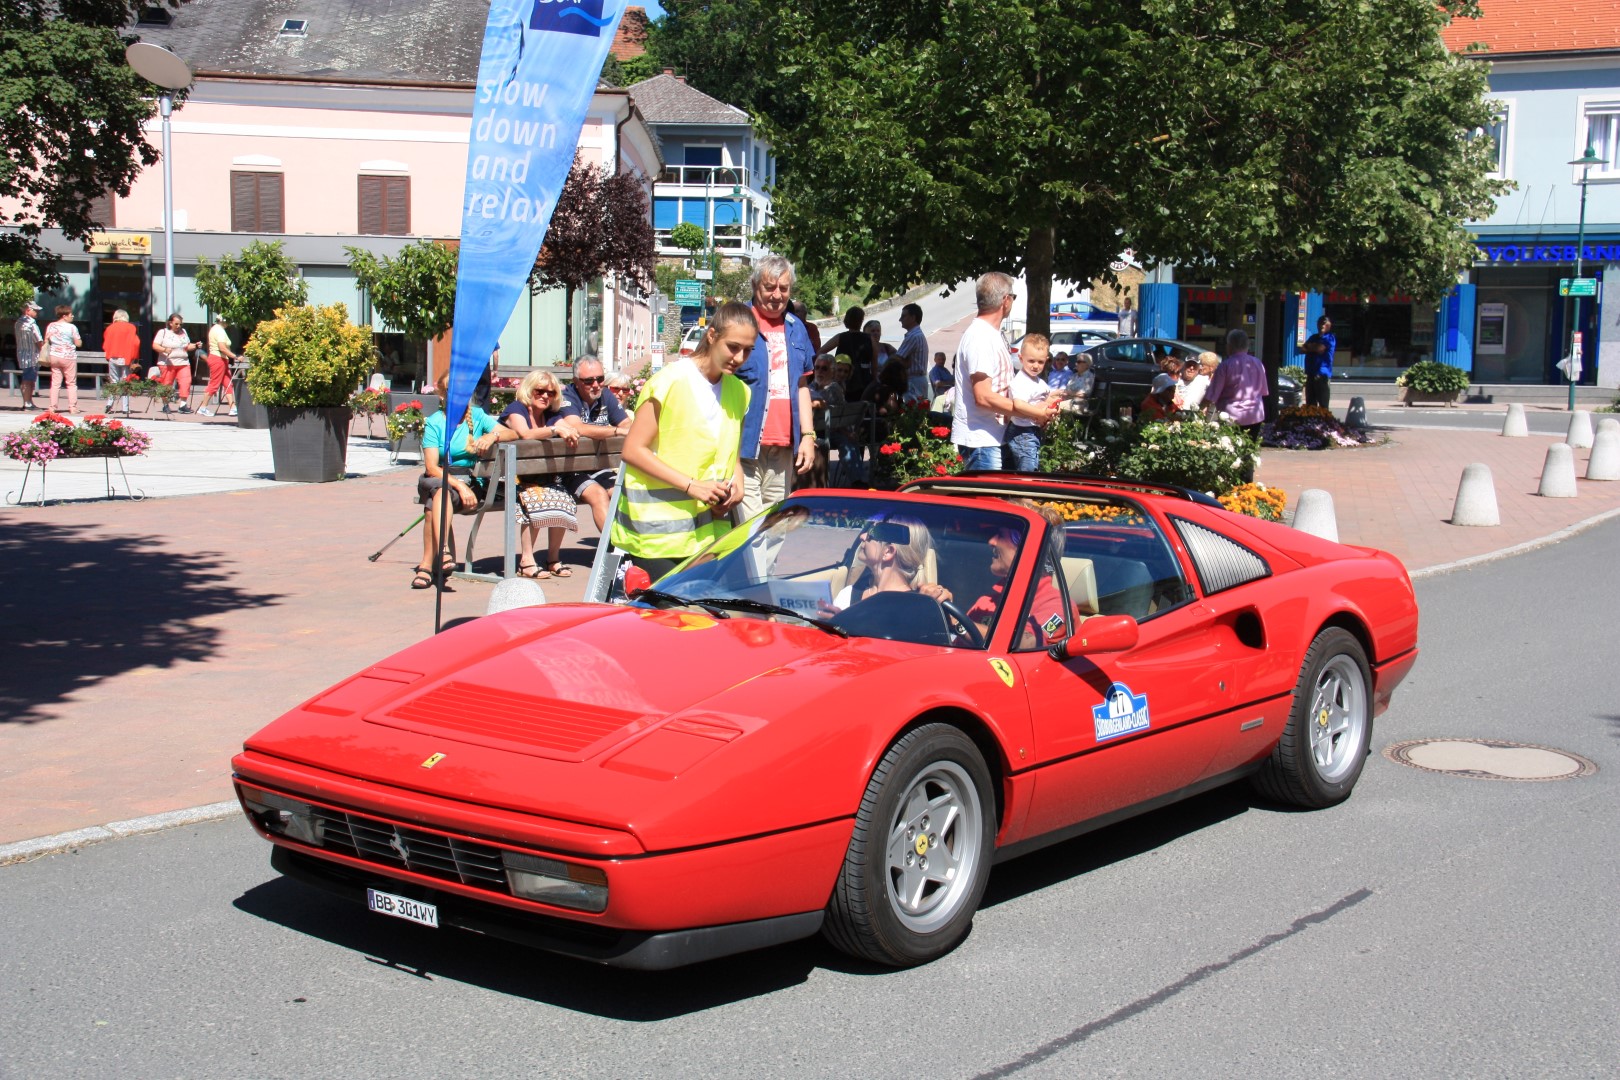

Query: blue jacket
[[737, 307, 816, 460]]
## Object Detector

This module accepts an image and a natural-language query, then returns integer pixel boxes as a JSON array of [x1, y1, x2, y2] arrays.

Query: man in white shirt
[[1117, 296, 1137, 338], [951, 272, 1058, 471], [896, 302, 929, 403]]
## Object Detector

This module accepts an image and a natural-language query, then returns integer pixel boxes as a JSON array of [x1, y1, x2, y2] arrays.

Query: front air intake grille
[[1171, 516, 1270, 595], [311, 806, 511, 894]]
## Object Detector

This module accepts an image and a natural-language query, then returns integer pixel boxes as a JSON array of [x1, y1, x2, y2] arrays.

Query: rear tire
[[1251, 627, 1372, 808], [823, 724, 995, 967]]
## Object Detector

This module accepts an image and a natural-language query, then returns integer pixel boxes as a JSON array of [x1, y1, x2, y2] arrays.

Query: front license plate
[[367, 887, 439, 928]]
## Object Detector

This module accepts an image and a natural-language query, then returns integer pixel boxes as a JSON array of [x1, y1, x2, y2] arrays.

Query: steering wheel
[[939, 600, 986, 649]]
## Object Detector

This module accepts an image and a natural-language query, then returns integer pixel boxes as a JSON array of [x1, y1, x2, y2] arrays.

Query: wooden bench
[[4, 354, 110, 396], [455, 435, 625, 581]]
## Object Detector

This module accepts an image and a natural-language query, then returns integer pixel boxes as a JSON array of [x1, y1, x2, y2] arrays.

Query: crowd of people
[[9, 304, 239, 417]]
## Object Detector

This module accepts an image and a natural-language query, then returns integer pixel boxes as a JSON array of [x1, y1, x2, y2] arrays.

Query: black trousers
[[1307, 373, 1332, 410]]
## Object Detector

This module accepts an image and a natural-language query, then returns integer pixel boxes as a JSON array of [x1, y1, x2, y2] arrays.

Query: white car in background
[[678, 325, 705, 357], [1009, 325, 1117, 358]]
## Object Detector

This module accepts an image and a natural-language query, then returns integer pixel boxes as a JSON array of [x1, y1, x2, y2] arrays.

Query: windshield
[[644, 495, 1033, 649]]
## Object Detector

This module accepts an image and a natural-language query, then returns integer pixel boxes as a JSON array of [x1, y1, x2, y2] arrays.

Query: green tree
[[346, 239, 460, 343], [650, 1, 807, 129], [668, 221, 709, 263], [0, 263, 36, 315], [0, 1, 189, 287], [1125, 0, 1507, 307], [194, 240, 309, 335]]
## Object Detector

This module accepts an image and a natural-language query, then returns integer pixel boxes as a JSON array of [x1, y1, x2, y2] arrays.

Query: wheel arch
[[1318, 610, 1375, 663], [896, 706, 1009, 830]]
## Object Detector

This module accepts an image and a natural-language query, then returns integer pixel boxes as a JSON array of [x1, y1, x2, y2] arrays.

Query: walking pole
[[368, 513, 425, 562]]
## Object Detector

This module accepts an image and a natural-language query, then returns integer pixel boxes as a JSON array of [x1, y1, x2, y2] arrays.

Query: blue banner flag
[[441, 0, 629, 446]]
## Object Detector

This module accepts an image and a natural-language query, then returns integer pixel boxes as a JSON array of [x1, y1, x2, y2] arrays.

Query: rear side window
[[1170, 516, 1271, 595]]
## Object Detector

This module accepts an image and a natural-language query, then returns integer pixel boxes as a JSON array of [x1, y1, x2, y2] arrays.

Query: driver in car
[[829, 515, 953, 611], [967, 505, 1073, 648]]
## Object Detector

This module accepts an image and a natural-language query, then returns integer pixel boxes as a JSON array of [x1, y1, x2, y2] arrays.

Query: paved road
[[1362, 406, 1605, 437], [4, 518, 1615, 1078]]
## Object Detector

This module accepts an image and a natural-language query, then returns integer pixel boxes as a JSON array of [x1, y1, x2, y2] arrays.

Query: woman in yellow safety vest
[[610, 301, 756, 582]]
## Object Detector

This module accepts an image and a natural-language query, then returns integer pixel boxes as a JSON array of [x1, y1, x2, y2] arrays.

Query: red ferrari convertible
[[234, 475, 1418, 969]]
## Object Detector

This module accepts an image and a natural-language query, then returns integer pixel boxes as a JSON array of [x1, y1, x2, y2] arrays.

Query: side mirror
[[623, 565, 652, 599], [1050, 614, 1139, 659]]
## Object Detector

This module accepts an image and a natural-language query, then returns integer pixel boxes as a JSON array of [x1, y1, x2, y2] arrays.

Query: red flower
[[408, 400, 422, 409], [934, 464, 950, 475], [955, 454, 964, 464], [930, 426, 950, 438], [124, 373, 139, 382], [84, 414, 106, 423], [107, 420, 124, 430], [879, 443, 899, 455]]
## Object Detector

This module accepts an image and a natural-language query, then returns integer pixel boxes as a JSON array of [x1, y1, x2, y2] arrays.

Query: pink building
[[10, 1, 661, 386]]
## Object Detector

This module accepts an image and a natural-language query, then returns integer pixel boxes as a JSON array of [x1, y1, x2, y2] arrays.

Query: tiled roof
[[626, 73, 749, 125], [1441, 0, 1620, 56], [132, 0, 494, 84], [611, 6, 650, 61]]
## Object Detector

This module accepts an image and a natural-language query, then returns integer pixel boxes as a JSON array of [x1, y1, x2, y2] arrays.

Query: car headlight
[[241, 789, 323, 846], [502, 851, 608, 913]]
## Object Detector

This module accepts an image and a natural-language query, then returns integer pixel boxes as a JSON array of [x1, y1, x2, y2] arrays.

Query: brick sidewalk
[[2, 420, 1617, 845]]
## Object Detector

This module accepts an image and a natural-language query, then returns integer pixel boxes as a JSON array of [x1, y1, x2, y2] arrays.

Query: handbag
[[518, 480, 578, 531]]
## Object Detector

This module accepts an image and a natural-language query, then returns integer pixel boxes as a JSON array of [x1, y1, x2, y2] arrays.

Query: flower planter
[[1400, 388, 1462, 408], [234, 377, 270, 429], [266, 406, 351, 483], [388, 433, 423, 460]]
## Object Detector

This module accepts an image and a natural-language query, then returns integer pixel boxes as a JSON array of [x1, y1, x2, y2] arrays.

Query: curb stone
[[0, 800, 239, 867]]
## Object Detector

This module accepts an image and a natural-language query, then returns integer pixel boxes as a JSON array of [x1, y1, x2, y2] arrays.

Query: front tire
[[823, 724, 996, 967], [1252, 627, 1373, 808]]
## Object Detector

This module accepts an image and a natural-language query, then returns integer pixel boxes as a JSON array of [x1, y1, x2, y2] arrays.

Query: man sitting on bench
[[554, 355, 632, 532]]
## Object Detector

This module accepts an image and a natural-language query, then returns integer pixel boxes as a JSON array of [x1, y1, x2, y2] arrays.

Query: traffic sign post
[[1558, 277, 1597, 298], [673, 279, 705, 307]]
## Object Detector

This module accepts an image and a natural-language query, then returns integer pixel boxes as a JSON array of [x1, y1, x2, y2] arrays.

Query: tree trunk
[[1024, 225, 1055, 339], [1224, 284, 1250, 346]]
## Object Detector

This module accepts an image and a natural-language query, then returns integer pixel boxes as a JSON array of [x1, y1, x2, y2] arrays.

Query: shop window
[[87, 190, 116, 228], [358, 175, 410, 235], [1581, 99, 1620, 179], [230, 171, 284, 233]]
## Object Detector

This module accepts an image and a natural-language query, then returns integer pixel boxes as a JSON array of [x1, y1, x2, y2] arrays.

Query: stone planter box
[[234, 377, 270, 429], [1401, 387, 1462, 407], [267, 406, 351, 483]]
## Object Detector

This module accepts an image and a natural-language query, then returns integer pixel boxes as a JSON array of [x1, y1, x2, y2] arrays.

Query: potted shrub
[[244, 304, 378, 482], [386, 398, 428, 460], [1396, 360, 1469, 406]]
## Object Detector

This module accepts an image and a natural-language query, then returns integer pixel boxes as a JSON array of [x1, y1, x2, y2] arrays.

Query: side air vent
[[1171, 517, 1270, 595]]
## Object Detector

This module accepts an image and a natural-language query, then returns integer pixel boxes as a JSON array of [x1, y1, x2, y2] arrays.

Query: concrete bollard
[[1537, 443, 1578, 498], [1587, 424, 1620, 481], [1566, 410, 1594, 449], [1292, 488, 1340, 542], [1450, 463, 1500, 526], [1344, 396, 1367, 429], [487, 576, 546, 615], [1501, 403, 1529, 438]]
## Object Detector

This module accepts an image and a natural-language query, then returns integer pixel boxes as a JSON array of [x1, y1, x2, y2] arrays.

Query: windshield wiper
[[691, 596, 848, 637], [632, 589, 730, 619]]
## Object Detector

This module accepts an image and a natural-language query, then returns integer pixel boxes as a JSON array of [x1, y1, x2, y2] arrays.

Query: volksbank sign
[[1476, 240, 1620, 264]]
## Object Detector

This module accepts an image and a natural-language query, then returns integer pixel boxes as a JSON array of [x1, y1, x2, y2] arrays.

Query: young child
[[1005, 333, 1050, 473]]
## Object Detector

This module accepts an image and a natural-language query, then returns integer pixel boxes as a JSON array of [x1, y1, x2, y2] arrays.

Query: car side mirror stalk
[[1049, 614, 1139, 660]]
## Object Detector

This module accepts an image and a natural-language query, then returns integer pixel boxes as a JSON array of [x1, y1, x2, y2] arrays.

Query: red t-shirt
[[758, 310, 792, 447], [102, 321, 140, 363]]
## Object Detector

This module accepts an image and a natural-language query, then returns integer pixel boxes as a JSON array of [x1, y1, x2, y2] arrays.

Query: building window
[[231, 171, 284, 233], [1476, 100, 1511, 179], [1583, 100, 1620, 178], [87, 190, 116, 228], [358, 175, 410, 235]]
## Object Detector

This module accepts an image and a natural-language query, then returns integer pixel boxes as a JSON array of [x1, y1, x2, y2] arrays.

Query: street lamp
[[124, 43, 193, 322], [1565, 143, 1605, 411]]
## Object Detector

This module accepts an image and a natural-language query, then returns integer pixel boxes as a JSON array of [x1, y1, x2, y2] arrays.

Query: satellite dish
[[125, 42, 192, 91]]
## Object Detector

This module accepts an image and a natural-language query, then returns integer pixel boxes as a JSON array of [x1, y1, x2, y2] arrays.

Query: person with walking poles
[[199, 314, 237, 417], [610, 301, 755, 584]]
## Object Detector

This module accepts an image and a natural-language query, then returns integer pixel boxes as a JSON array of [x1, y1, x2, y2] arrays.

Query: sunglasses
[[862, 521, 909, 544], [534, 388, 556, 398], [576, 376, 605, 385]]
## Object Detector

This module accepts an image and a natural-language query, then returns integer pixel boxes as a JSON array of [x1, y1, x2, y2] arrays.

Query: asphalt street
[[3, 519, 1616, 1079]]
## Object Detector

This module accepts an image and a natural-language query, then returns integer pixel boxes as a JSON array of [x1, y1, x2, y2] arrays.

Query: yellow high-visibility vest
[[610, 361, 749, 561]]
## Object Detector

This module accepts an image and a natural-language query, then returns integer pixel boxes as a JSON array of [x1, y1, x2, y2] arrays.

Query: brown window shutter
[[258, 172, 284, 233], [88, 190, 116, 228], [231, 171, 257, 232], [384, 176, 410, 235], [358, 176, 382, 234]]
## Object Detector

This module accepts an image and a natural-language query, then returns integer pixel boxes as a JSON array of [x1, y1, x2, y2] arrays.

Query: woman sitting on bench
[[414, 370, 518, 590], [500, 369, 584, 579]]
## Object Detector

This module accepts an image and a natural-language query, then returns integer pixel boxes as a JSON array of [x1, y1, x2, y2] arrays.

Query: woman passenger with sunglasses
[[501, 369, 583, 579], [830, 514, 952, 611]]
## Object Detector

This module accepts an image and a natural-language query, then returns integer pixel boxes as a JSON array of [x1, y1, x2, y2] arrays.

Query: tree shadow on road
[[0, 521, 281, 723]]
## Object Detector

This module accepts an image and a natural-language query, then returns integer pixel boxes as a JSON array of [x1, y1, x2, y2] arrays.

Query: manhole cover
[[1384, 738, 1597, 781]]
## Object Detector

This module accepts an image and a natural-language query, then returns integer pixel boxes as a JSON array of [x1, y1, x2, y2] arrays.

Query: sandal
[[547, 562, 573, 578], [517, 561, 551, 579], [410, 566, 435, 590]]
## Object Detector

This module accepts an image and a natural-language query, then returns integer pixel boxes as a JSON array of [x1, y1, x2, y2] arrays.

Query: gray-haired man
[[736, 255, 816, 522]]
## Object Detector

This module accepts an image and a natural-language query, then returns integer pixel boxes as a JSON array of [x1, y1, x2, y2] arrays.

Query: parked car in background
[[677, 325, 705, 357], [1078, 337, 1302, 417], [1010, 326, 1117, 360], [1049, 300, 1120, 323]]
